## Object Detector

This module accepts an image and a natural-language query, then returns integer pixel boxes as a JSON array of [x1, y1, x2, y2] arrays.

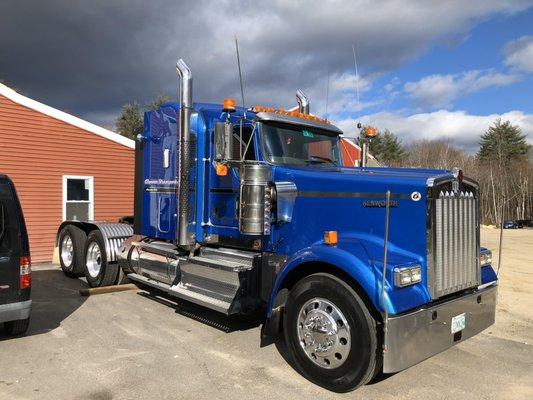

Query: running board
[[127, 273, 231, 314], [127, 247, 261, 315]]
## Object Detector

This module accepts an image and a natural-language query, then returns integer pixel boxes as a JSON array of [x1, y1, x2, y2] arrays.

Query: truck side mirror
[[214, 122, 234, 161]]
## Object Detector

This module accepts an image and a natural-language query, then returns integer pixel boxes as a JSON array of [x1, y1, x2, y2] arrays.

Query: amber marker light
[[363, 126, 378, 138], [251, 105, 332, 125], [324, 231, 338, 246], [222, 98, 237, 112], [215, 163, 228, 176]]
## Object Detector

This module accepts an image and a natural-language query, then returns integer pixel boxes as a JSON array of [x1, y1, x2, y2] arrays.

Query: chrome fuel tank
[[118, 236, 180, 285]]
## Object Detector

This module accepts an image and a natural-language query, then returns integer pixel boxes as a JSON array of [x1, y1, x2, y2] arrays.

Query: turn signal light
[[222, 98, 237, 112], [324, 231, 338, 245], [20, 255, 31, 289], [215, 163, 228, 176]]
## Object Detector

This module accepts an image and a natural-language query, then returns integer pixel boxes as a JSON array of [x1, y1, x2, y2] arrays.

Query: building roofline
[[0, 82, 135, 149]]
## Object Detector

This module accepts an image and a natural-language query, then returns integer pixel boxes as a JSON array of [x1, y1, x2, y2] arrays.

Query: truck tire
[[283, 273, 378, 392], [58, 225, 87, 277], [4, 318, 30, 336], [83, 230, 119, 287]]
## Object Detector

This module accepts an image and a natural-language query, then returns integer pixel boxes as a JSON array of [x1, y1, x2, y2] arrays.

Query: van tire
[[4, 318, 30, 336], [283, 273, 378, 392], [84, 230, 119, 287], [58, 225, 86, 278]]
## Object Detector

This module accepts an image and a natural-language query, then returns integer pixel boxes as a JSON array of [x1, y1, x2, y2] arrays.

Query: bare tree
[[400, 132, 533, 226]]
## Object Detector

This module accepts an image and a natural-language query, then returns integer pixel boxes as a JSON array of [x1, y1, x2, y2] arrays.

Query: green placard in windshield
[[302, 130, 314, 138]]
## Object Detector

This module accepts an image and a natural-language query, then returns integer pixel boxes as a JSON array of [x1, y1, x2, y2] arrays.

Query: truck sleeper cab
[[56, 59, 497, 392]]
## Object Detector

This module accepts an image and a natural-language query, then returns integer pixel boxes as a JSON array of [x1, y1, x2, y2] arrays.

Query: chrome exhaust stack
[[296, 89, 309, 114], [176, 59, 194, 247]]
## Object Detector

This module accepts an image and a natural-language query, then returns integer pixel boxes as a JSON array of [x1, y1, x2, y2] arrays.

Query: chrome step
[[187, 255, 251, 272], [199, 247, 256, 268], [128, 273, 171, 291], [128, 246, 261, 316], [171, 282, 232, 314], [128, 272, 233, 314]]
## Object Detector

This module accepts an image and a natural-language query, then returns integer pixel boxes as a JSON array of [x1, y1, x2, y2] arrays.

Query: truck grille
[[429, 189, 479, 299]]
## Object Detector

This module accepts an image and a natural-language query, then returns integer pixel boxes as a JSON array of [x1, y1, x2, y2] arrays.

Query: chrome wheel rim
[[86, 241, 102, 278], [297, 297, 351, 369], [60, 235, 74, 268]]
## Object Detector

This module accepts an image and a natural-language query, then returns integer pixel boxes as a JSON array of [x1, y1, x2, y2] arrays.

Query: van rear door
[[0, 178, 22, 304]]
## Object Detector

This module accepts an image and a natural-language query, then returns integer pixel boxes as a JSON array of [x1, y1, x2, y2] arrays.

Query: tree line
[[366, 119, 532, 225]]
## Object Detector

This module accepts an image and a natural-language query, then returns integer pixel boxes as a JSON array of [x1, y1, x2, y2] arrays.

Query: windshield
[[261, 122, 342, 167]]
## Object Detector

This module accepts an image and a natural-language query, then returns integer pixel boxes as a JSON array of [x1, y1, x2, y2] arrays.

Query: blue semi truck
[[57, 59, 498, 392]]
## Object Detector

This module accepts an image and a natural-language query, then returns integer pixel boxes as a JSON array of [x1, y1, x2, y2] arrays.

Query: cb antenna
[[352, 40, 360, 122], [325, 67, 330, 121], [235, 37, 246, 111]]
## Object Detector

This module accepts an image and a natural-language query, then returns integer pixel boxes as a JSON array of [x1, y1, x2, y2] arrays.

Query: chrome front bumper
[[383, 284, 497, 373]]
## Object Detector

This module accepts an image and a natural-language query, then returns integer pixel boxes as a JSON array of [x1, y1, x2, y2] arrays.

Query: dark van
[[0, 175, 31, 336]]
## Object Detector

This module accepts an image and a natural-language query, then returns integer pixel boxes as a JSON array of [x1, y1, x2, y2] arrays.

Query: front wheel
[[283, 273, 379, 392], [83, 230, 118, 287]]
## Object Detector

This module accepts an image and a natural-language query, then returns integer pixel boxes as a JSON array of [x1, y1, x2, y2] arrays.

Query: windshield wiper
[[306, 155, 338, 166]]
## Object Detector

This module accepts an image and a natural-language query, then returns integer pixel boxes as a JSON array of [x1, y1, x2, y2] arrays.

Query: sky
[[1, 0, 532, 153]]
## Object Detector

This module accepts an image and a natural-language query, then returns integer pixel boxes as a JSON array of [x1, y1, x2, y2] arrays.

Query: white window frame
[[62, 175, 94, 221]]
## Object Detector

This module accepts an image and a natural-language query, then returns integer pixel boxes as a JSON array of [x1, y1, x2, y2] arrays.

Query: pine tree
[[368, 129, 406, 166], [477, 119, 530, 165], [148, 94, 173, 111], [115, 94, 172, 139], [115, 102, 144, 140]]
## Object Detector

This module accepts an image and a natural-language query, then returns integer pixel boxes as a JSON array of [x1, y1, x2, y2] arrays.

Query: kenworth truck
[[57, 59, 498, 392]]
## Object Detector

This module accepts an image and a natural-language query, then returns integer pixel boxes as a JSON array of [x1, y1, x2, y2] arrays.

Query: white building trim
[[0, 82, 135, 149]]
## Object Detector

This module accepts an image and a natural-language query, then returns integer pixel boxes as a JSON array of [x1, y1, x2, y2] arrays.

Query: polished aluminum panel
[[273, 181, 297, 223], [383, 285, 497, 373]]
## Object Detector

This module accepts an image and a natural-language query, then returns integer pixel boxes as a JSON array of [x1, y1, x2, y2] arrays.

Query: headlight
[[480, 249, 492, 267], [394, 265, 422, 287]]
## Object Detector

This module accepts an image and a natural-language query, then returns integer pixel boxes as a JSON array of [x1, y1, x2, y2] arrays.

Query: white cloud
[[1, 0, 531, 124], [336, 109, 533, 153], [404, 70, 519, 109], [504, 35, 533, 73]]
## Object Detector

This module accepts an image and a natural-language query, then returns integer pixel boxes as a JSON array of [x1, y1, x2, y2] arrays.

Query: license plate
[[451, 313, 466, 334]]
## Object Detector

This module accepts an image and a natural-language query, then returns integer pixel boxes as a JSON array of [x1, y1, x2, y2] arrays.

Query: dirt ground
[[479, 226, 533, 345], [0, 227, 531, 399]]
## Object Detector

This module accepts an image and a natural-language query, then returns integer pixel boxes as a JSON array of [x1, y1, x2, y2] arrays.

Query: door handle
[[0, 285, 10, 291]]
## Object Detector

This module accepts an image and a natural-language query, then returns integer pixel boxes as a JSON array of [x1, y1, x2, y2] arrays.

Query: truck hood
[[269, 164, 455, 273], [272, 165, 452, 195]]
